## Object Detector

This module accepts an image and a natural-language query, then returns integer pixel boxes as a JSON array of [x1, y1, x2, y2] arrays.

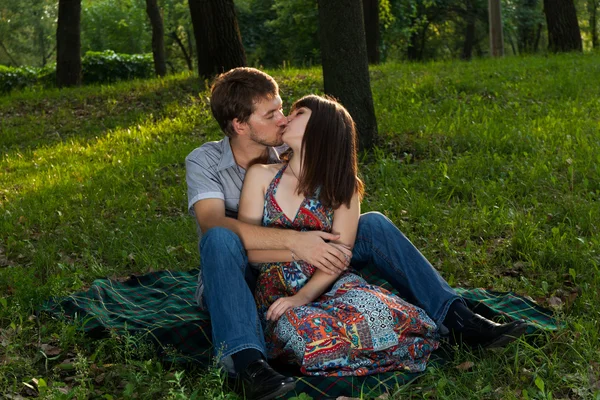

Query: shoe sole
[[255, 380, 297, 400], [482, 322, 529, 348]]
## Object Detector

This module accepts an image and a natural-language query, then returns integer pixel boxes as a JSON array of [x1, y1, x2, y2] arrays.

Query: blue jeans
[[199, 213, 461, 370], [199, 227, 264, 373], [352, 212, 460, 325]]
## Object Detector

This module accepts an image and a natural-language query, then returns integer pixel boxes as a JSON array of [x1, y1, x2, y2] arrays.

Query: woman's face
[[282, 106, 312, 148]]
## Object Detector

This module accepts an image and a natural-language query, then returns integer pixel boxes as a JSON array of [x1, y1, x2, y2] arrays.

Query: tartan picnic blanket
[[41, 267, 562, 399]]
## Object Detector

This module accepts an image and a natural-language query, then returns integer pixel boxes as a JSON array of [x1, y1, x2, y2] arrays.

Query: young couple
[[186, 67, 527, 400]]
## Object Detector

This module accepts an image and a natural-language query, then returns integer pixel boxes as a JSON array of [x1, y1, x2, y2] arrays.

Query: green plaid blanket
[[42, 267, 561, 399]]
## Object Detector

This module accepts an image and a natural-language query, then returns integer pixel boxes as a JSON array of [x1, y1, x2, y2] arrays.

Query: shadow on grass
[[0, 76, 206, 153]]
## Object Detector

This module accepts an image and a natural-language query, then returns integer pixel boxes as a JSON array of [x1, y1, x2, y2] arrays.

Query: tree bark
[[407, 31, 421, 60], [188, 0, 246, 79], [56, 0, 82, 88], [543, 0, 583, 52], [145, 0, 167, 77], [363, 0, 380, 64], [170, 31, 193, 71], [462, 18, 476, 59], [589, 0, 598, 48], [488, 0, 505, 56], [462, 0, 476, 60], [317, 0, 378, 151], [0, 41, 18, 66]]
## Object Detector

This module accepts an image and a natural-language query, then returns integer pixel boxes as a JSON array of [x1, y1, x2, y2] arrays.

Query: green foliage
[[81, 50, 154, 84], [237, 0, 320, 67], [0, 65, 54, 93], [81, 0, 152, 56], [1, 54, 600, 398], [0, 0, 57, 67], [0, 51, 154, 93]]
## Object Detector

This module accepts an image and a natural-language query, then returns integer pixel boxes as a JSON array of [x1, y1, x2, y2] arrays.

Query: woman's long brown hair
[[290, 95, 364, 209]]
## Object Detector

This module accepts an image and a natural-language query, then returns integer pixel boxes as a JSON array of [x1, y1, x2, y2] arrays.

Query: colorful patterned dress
[[254, 164, 439, 376]]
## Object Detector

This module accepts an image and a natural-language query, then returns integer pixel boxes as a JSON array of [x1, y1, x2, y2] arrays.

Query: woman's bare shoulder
[[246, 163, 282, 183]]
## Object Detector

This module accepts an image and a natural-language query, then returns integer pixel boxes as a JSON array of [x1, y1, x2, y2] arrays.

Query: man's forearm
[[204, 216, 297, 251], [247, 250, 292, 263]]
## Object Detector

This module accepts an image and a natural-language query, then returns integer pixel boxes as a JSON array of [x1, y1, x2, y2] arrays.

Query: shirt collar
[[216, 136, 284, 172]]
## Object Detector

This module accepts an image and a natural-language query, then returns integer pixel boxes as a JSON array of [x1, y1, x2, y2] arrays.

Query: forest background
[[1, 0, 598, 72]]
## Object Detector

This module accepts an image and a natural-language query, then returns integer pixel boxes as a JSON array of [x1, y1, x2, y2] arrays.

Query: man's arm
[[195, 165, 351, 273]]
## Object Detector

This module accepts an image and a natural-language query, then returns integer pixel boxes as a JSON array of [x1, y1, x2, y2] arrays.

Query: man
[[186, 68, 527, 400]]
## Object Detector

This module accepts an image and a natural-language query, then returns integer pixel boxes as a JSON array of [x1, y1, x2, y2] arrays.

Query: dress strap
[[266, 163, 288, 198]]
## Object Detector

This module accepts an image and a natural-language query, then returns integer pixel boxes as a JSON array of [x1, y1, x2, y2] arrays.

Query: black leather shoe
[[451, 314, 528, 348], [240, 359, 296, 400]]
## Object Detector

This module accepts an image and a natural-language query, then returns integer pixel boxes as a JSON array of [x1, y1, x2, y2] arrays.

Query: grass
[[1, 53, 599, 399]]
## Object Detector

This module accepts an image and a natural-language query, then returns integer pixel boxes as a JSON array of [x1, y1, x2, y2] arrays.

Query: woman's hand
[[266, 294, 310, 321]]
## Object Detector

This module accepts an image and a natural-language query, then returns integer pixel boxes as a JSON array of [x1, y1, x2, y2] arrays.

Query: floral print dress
[[254, 164, 439, 376]]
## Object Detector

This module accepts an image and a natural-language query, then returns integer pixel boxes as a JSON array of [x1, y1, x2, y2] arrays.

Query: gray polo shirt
[[185, 137, 283, 306]]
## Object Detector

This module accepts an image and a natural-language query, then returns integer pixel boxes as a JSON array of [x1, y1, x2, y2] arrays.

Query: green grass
[[1, 54, 600, 399]]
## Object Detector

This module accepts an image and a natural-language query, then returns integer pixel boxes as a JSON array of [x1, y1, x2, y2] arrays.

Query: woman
[[238, 95, 439, 376]]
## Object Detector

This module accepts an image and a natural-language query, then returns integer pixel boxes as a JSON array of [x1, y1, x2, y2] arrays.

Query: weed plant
[[1, 54, 599, 399]]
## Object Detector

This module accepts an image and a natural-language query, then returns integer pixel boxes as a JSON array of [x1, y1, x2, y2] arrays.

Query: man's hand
[[266, 294, 310, 321], [289, 231, 352, 275]]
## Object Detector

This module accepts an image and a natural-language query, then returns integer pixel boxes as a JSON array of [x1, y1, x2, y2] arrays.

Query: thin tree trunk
[[36, 22, 48, 67], [145, 0, 167, 77], [170, 31, 193, 71], [418, 23, 429, 59], [462, 2, 476, 60], [317, 0, 378, 151], [363, 0, 380, 64], [56, 0, 82, 87], [186, 28, 194, 61], [589, 0, 598, 48], [462, 20, 476, 59], [188, 0, 246, 79], [534, 23, 543, 51], [489, 0, 505, 56], [407, 31, 421, 60], [0, 41, 19, 66], [543, 0, 582, 52]]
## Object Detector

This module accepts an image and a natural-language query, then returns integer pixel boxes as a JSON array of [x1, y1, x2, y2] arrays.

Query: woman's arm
[[237, 164, 271, 227], [237, 164, 294, 263], [266, 192, 361, 320]]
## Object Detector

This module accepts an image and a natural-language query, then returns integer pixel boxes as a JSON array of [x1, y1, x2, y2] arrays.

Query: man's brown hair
[[291, 95, 364, 209], [210, 67, 279, 137]]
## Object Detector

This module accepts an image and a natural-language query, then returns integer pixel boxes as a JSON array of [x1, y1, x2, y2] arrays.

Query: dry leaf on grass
[[40, 343, 62, 356], [548, 296, 563, 310], [456, 361, 475, 371]]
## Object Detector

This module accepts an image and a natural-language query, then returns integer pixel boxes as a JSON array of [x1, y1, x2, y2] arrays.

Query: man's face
[[245, 95, 287, 147]]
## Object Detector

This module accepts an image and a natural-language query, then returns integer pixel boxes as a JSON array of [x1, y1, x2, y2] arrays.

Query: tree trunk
[[462, 19, 476, 59], [145, 0, 167, 77], [363, 0, 380, 64], [188, 0, 246, 79], [488, 0, 505, 56], [170, 31, 193, 71], [589, 0, 598, 48], [462, 0, 476, 60], [534, 23, 543, 51], [0, 41, 18, 66], [543, 0, 583, 52], [317, 0, 378, 151], [56, 0, 82, 88], [407, 31, 421, 60]]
